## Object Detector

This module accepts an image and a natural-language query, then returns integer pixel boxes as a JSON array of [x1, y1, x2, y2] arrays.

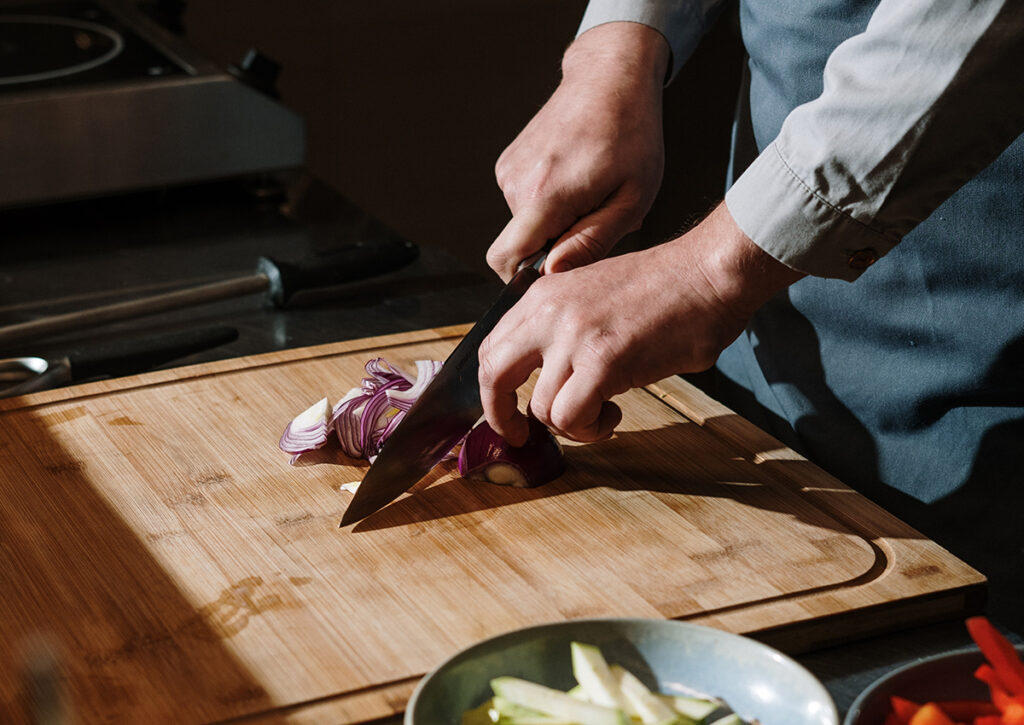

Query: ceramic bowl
[[404, 617, 838, 725], [844, 644, 1024, 724]]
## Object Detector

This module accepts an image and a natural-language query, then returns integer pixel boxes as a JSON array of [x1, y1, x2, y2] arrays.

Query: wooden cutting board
[[0, 325, 984, 724]]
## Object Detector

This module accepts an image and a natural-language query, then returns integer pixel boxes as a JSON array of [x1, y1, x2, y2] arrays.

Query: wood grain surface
[[0, 326, 984, 724]]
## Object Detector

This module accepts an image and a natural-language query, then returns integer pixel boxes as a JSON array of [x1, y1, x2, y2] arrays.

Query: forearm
[[576, 0, 728, 80], [671, 202, 805, 327], [563, 20, 671, 92]]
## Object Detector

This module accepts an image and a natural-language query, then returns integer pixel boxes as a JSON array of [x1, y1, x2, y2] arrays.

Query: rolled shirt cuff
[[576, 0, 706, 82], [725, 141, 900, 281]]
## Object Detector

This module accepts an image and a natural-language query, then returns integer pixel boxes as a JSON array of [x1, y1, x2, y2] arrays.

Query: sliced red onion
[[279, 397, 330, 463], [280, 357, 478, 467], [457, 417, 565, 488], [279, 357, 451, 465], [331, 387, 369, 458], [386, 360, 442, 411]]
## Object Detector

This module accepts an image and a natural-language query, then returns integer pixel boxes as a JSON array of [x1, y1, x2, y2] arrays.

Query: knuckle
[[519, 158, 560, 203], [579, 328, 620, 366], [494, 145, 515, 178], [528, 398, 553, 427], [547, 409, 576, 437], [485, 248, 515, 280], [570, 229, 609, 265], [476, 341, 499, 388], [495, 166, 512, 196], [547, 399, 597, 443], [484, 246, 502, 271], [535, 294, 573, 330]]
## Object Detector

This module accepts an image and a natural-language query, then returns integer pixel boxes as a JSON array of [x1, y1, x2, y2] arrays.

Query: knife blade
[[339, 245, 551, 527]]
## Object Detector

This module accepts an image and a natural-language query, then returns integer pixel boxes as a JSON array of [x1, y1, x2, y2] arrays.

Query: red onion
[[457, 417, 565, 488], [279, 397, 330, 463], [330, 358, 444, 461], [280, 357, 448, 464]]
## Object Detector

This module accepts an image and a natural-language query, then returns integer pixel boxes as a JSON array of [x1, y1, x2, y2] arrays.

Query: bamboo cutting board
[[0, 326, 983, 724]]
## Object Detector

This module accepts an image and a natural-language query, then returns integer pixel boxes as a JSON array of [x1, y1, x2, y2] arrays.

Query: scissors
[[0, 325, 238, 399]]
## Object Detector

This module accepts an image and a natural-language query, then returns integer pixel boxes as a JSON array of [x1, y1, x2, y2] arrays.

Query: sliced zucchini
[[610, 665, 679, 725], [656, 694, 724, 723], [491, 695, 572, 724], [571, 642, 628, 710], [490, 676, 629, 725], [566, 685, 588, 700]]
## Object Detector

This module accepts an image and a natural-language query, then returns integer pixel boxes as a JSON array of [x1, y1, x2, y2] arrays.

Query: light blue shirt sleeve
[[725, 0, 1024, 280], [576, 0, 725, 81]]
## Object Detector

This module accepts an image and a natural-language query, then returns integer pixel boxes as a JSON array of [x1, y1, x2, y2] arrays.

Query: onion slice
[[279, 358, 451, 465], [279, 396, 330, 463], [457, 417, 565, 488], [329, 358, 445, 461]]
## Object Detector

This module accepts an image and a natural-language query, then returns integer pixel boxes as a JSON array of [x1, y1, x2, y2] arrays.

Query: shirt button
[[848, 248, 878, 270]]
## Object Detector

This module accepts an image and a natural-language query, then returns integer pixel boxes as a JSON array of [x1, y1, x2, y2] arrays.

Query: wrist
[[682, 202, 805, 321], [562, 22, 671, 90]]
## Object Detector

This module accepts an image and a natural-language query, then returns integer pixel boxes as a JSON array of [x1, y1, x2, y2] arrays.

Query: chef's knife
[[339, 245, 551, 527]]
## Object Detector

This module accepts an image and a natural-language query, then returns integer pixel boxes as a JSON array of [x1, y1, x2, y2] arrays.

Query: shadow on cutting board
[[0, 410, 276, 723], [347, 414, 911, 543]]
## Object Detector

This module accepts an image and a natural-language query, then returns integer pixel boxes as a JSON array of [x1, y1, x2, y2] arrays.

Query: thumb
[[545, 201, 641, 274], [487, 204, 578, 282]]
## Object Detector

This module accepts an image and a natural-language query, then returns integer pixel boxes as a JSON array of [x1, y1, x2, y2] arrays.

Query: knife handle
[[516, 239, 557, 275], [258, 237, 419, 306]]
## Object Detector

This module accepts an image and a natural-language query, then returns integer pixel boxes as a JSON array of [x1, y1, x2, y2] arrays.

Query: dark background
[[179, 0, 745, 275]]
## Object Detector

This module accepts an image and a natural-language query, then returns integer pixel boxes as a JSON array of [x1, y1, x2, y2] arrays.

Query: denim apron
[[713, 0, 1024, 626]]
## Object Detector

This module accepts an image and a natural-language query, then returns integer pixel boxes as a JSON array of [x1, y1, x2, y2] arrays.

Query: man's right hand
[[478, 202, 807, 446], [486, 21, 671, 281]]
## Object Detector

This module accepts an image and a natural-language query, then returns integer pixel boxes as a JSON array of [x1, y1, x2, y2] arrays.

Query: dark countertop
[[1, 175, 1016, 724], [0, 174, 503, 369]]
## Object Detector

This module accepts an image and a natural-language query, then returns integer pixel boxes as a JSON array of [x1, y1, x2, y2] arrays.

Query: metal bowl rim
[[844, 643, 1024, 725]]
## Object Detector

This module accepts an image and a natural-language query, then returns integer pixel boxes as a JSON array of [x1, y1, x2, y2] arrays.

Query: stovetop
[[0, 0, 186, 90]]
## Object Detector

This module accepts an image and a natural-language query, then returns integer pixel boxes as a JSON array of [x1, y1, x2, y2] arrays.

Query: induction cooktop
[[0, 0, 305, 209], [0, 1, 187, 90]]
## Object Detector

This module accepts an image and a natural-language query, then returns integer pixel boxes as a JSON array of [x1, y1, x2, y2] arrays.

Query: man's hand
[[478, 202, 806, 445], [487, 22, 671, 281]]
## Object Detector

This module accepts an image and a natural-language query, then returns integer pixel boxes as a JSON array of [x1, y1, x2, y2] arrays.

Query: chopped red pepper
[[975, 663, 1013, 711], [908, 702, 957, 725], [1006, 700, 1024, 725], [882, 617, 1024, 725], [975, 663, 1009, 692], [966, 617, 1024, 696], [935, 700, 999, 720], [891, 695, 922, 722], [972, 716, 1002, 725]]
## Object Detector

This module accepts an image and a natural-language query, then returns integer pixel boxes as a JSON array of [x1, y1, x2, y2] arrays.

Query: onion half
[[457, 417, 564, 488]]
